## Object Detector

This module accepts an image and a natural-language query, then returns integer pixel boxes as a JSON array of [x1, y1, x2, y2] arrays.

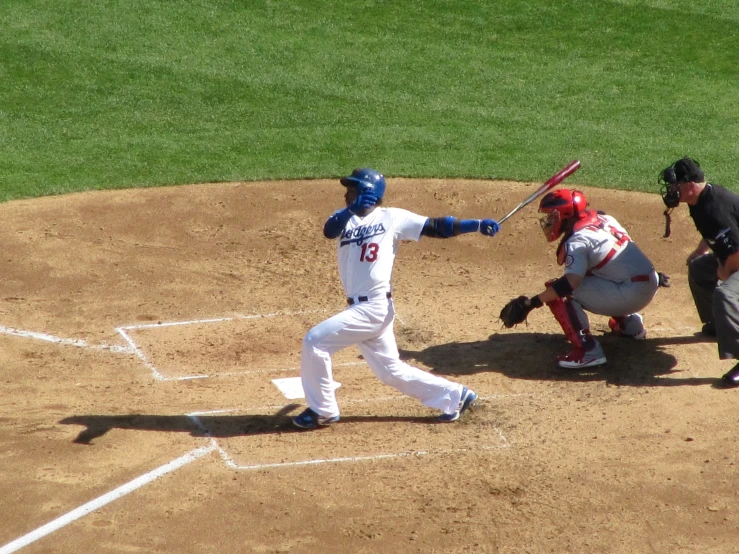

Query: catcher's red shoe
[[557, 344, 607, 369], [608, 317, 622, 334], [608, 314, 646, 340]]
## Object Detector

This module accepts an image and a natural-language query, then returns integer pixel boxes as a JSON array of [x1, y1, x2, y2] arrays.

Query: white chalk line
[[114, 308, 356, 381], [0, 325, 133, 354], [186, 394, 516, 471], [190, 414, 496, 473], [0, 444, 216, 554], [0, 310, 517, 550], [117, 308, 326, 331], [0, 309, 328, 381], [0, 317, 368, 382], [1, 394, 521, 552], [187, 393, 538, 419], [118, 323, 367, 383], [217, 438, 511, 471], [0, 308, 324, 352], [116, 309, 327, 381]]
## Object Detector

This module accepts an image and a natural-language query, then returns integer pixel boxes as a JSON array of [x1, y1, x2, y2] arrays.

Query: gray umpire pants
[[689, 253, 739, 359]]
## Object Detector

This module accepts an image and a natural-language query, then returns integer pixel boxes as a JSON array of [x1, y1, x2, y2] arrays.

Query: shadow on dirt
[[400, 331, 720, 387], [59, 409, 435, 444]]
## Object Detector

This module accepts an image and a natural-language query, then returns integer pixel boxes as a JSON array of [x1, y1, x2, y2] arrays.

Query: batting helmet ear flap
[[570, 190, 587, 216]]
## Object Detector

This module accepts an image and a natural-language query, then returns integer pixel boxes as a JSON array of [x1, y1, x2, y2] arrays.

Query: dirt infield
[[1, 178, 738, 554]]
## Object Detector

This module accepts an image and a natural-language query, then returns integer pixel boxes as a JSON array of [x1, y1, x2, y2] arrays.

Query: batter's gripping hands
[[348, 192, 378, 214], [499, 295, 542, 328], [480, 219, 500, 237]]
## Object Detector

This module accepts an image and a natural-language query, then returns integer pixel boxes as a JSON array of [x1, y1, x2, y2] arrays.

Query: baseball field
[[2, 2, 739, 553]]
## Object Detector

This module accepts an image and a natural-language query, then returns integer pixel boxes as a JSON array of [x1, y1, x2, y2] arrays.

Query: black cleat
[[721, 364, 739, 388]]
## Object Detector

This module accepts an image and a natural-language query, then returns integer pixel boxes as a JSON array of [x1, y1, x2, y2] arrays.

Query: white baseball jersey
[[300, 205, 465, 420], [336, 207, 427, 297]]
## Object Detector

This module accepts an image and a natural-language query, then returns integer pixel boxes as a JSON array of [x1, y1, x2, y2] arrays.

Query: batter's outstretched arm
[[422, 216, 500, 238]]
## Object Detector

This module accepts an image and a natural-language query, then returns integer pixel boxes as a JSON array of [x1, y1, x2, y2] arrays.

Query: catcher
[[499, 189, 661, 369]]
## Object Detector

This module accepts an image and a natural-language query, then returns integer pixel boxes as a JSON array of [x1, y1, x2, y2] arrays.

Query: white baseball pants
[[300, 295, 464, 419]]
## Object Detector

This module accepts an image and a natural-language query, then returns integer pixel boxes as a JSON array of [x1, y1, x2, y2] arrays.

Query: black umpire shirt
[[688, 183, 739, 262]]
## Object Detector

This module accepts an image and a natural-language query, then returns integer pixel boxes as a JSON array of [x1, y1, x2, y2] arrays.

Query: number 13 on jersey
[[360, 242, 379, 262]]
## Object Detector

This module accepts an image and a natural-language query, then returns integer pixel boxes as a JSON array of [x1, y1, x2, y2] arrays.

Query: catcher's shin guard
[[546, 296, 585, 348], [543, 279, 595, 347], [546, 297, 605, 368]]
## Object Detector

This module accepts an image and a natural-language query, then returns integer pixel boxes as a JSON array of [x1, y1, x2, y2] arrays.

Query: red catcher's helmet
[[538, 189, 588, 242]]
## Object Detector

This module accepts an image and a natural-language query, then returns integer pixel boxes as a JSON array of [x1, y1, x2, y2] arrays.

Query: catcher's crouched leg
[[546, 297, 606, 369]]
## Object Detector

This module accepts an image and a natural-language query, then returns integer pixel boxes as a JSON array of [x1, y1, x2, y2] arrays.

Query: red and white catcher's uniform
[[561, 211, 659, 334], [300, 207, 465, 420]]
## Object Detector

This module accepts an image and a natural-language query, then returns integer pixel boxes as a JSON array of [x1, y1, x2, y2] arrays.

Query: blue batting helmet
[[340, 168, 386, 200]]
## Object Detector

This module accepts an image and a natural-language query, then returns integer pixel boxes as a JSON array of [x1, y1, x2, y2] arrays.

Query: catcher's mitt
[[499, 295, 539, 328]]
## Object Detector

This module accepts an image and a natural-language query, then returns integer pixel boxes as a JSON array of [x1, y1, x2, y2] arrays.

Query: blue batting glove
[[348, 192, 378, 214], [480, 219, 500, 237]]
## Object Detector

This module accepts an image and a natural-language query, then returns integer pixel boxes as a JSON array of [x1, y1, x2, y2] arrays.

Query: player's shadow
[[400, 331, 719, 387], [59, 408, 433, 445]]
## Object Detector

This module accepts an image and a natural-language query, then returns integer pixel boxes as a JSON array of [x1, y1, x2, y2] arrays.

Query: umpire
[[660, 156, 739, 386]]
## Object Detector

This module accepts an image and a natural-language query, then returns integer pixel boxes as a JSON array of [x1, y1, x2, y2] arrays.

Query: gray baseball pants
[[567, 270, 659, 335], [691, 253, 739, 360]]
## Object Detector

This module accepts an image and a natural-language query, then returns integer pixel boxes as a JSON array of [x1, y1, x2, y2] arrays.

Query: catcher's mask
[[340, 168, 386, 201], [538, 189, 587, 242]]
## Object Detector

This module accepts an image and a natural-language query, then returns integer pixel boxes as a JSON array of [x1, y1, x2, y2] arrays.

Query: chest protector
[[556, 211, 631, 266]]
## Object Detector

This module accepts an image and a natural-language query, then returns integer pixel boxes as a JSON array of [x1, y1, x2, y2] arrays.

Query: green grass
[[1, 0, 738, 201]]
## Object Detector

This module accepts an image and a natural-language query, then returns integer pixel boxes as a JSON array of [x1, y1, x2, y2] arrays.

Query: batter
[[292, 167, 500, 429]]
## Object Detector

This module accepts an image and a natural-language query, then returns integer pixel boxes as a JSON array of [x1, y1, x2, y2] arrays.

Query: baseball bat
[[498, 159, 582, 224]]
